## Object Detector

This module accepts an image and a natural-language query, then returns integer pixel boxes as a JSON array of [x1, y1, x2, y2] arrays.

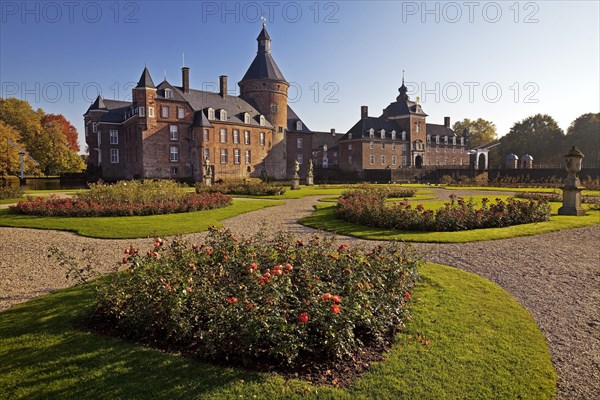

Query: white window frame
[[161, 106, 169, 118], [369, 128, 374, 138], [169, 125, 178, 141], [244, 130, 251, 145], [244, 113, 250, 124], [164, 88, 173, 99], [259, 115, 265, 126], [380, 129, 385, 139], [138, 107, 145, 117], [381, 142, 385, 150], [220, 128, 227, 143], [296, 153, 303, 164], [220, 109, 227, 121], [169, 146, 179, 162], [381, 155, 386, 165], [259, 131, 265, 146], [234, 148, 241, 164], [348, 133, 352, 140], [369, 155, 375, 165], [177, 107, 184, 119], [220, 148, 228, 164], [392, 155, 397, 165], [369, 141, 374, 150], [204, 148, 209, 161], [109, 130, 118, 145], [297, 138, 303, 149], [148, 107, 155, 117], [110, 148, 119, 164], [402, 131, 406, 141], [203, 129, 209, 141], [233, 129, 240, 144], [402, 156, 408, 166], [391, 130, 396, 140], [296, 120, 303, 130], [245, 149, 251, 164], [207, 108, 215, 120], [348, 144, 352, 151]]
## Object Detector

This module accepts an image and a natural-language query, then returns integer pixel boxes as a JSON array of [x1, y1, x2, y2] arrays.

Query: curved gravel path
[[0, 190, 598, 399]]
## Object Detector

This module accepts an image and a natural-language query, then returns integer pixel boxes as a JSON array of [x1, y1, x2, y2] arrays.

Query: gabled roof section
[[287, 105, 311, 132], [136, 67, 156, 89], [86, 95, 107, 113], [426, 123, 456, 137], [342, 117, 400, 140], [156, 81, 187, 101], [85, 97, 132, 122]]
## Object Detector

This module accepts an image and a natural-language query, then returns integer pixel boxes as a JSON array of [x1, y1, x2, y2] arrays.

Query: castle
[[84, 26, 470, 182]]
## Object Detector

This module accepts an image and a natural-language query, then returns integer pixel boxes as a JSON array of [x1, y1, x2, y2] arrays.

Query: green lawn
[[0, 263, 555, 399], [0, 197, 24, 205], [301, 202, 600, 243], [445, 185, 600, 197], [0, 200, 282, 239], [237, 184, 424, 200]]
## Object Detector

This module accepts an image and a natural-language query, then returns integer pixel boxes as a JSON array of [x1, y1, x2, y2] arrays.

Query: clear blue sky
[[1, 1, 598, 153]]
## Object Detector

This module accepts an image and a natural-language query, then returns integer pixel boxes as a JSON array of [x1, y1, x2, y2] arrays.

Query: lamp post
[[558, 146, 585, 216]]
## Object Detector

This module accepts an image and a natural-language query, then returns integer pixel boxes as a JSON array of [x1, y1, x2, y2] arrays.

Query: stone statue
[[293, 160, 300, 178], [204, 157, 211, 178], [308, 159, 314, 177]]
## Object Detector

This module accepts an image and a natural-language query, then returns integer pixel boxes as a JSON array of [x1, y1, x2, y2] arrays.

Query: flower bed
[[514, 192, 562, 202], [337, 189, 552, 232], [0, 184, 21, 200], [92, 229, 420, 367], [196, 180, 287, 196], [10, 180, 231, 216]]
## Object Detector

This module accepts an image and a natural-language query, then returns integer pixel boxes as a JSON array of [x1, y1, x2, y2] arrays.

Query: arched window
[[380, 129, 385, 139], [391, 130, 396, 140], [296, 120, 303, 131], [220, 109, 227, 121], [259, 115, 266, 126], [402, 131, 407, 141], [243, 113, 250, 124], [369, 128, 374, 138]]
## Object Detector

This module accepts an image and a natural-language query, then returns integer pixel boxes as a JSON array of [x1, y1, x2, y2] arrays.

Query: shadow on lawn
[[0, 286, 265, 400]]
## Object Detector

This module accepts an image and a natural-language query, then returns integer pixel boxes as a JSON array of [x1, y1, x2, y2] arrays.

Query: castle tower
[[132, 67, 157, 130], [239, 25, 289, 179]]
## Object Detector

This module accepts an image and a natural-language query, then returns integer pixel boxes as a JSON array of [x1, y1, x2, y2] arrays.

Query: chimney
[[182, 67, 190, 94], [219, 75, 227, 97], [444, 116, 450, 128], [361, 105, 368, 119], [330, 128, 336, 136]]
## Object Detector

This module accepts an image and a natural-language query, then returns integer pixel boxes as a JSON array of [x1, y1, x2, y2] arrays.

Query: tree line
[[453, 113, 599, 168], [0, 98, 85, 177]]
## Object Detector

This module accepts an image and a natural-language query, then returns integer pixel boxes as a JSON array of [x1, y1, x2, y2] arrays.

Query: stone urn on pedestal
[[306, 159, 314, 186], [558, 146, 585, 216]]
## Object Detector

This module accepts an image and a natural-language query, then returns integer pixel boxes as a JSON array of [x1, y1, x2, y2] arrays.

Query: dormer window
[[460, 137, 464, 146], [401, 131, 406, 141], [296, 120, 303, 131], [348, 133, 352, 140], [435, 135, 440, 144], [452, 137, 456, 145], [207, 108, 215, 120], [259, 115, 266, 126], [164, 89, 173, 99], [220, 109, 227, 121], [243, 113, 250, 124], [444, 136, 448, 144], [426, 134, 431, 143], [380, 129, 385, 139], [369, 128, 374, 138], [391, 130, 396, 140]]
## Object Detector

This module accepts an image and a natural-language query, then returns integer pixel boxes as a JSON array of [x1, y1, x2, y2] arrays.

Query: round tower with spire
[[132, 66, 157, 130], [239, 24, 289, 179]]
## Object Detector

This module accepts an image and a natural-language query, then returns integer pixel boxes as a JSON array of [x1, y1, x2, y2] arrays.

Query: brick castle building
[[85, 26, 469, 182]]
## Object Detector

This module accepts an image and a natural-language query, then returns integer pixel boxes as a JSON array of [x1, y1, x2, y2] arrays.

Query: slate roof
[[343, 117, 401, 140], [241, 26, 286, 82], [85, 96, 132, 123], [426, 123, 456, 137], [287, 106, 311, 132], [136, 67, 156, 89]]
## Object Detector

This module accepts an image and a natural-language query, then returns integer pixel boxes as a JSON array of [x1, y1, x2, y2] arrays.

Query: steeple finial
[[402, 70, 405, 85]]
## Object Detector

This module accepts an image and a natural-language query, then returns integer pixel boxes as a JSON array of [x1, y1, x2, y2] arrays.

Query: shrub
[[514, 192, 562, 202], [385, 187, 416, 198], [337, 189, 552, 232], [440, 175, 454, 185], [93, 229, 421, 367], [196, 180, 287, 196], [10, 180, 231, 216], [0, 184, 22, 200]]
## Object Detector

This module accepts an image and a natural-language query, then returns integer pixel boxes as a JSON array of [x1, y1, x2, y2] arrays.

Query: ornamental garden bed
[[10, 180, 231, 217], [73, 229, 420, 386]]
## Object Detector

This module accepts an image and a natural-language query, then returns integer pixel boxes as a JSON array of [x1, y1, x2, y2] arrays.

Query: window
[[148, 107, 155, 117], [244, 113, 250, 124], [203, 129, 209, 141], [348, 155, 353, 164], [138, 107, 145, 117], [392, 143, 396, 150], [402, 143, 408, 152], [296, 121, 303, 130], [220, 109, 227, 121], [381, 155, 386, 165], [271, 103, 278, 113], [348, 133, 352, 140], [402, 131, 406, 141], [444, 136, 448, 144], [402, 156, 408, 166], [233, 129, 240, 144], [392, 156, 397, 165], [426, 134, 431, 143], [220, 128, 227, 143], [452, 158, 456, 166], [161, 106, 169, 118], [380, 129, 385, 139], [369, 141, 374, 149], [297, 154, 303, 164], [369, 155, 375, 165], [169, 146, 179, 162], [208, 108, 215, 120], [244, 130, 251, 145], [171, 166, 178, 175], [436, 146, 439, 153], [381, 143, 385, 150], [245, 149, 251, 164], [234, 149, 241, 164], [259, 115, 265, 126], [416, 122, 420, 133], [92, 122, 98, 133], [177, 107, 184, 119], [297, 138, 303, 149], [460, 137, 464, 146], [259, 132, 265, 145], [436, 135, 440, 144], [110, 148, 119, 164], [460, 158, 464, 166], [391, 130, 396, 140], [369, 128, 374, 138], [220, 149, 228, 164], [348, 144, 352, 151], [204, 148, 209, 161], [322, 157, 329, 168], [164, 89, 173, 99], [452, 137, 456, 145], [109, 130, 118, 144], [169, 125, 178, 140], [333, 151, 337, 157]]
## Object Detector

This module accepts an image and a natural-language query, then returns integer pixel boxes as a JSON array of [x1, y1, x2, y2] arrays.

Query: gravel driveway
[[0, 191, 598, 399]]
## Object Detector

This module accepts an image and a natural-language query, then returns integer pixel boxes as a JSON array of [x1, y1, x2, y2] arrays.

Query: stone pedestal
[[306, 175, 314, 186], [203, 176, 212, 187], [291, 177, 300, 190], [558, 186, 585, 216]]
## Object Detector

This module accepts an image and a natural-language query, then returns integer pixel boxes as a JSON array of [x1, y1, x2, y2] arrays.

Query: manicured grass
[[446, 185, 600, 197], [0, 263, 555, 399], [301, 202, 600, 243], [0, 200, 282, 239], [0, 197, 24, 205], [239, 184, 423, 200]]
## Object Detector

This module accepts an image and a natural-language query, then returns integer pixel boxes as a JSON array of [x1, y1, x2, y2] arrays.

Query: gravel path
[[0, 190, 598, 399]]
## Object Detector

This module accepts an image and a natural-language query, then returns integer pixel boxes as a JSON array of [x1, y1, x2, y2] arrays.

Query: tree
[[42, 114, 80, 152], [565, 113, 599, 163], [452, 118, 498, 148], [0, 98, 43, 146], [0, 121, 31, 176], [26, 122, 85, 175], [499, 114, 565, 164]]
